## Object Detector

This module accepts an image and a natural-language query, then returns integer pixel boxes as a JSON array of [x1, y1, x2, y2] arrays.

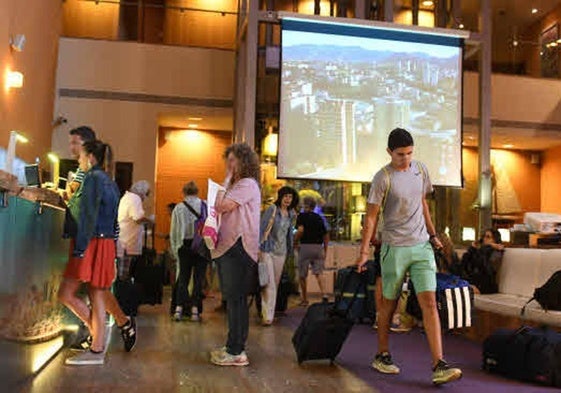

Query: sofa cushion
[[475, 293, 561, 328], [537, 249, 561, 288], [498, 248, 541, 298]]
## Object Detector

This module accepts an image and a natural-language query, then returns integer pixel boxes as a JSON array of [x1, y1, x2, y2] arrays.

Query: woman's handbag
[[258, 257, 270, 287]]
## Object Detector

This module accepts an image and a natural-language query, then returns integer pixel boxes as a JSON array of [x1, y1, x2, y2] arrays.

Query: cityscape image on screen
[[278, 26, 463, 186]]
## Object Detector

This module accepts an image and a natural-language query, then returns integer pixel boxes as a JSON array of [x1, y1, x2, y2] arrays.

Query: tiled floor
[[17, 296, 377, 393], [14, 292, 558, 393]]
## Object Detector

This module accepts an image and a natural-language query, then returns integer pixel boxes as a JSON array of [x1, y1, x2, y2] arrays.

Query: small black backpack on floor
[[522, 270, 561, 316]]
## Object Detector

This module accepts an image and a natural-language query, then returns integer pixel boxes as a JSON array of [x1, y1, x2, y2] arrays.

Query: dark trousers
[[216, 238, 257, 356], [175, 240, 208, 314]]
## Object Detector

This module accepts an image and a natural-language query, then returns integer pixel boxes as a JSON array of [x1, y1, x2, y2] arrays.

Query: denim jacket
[[63, 166, 120, 257], [259, 204, 296, 255]]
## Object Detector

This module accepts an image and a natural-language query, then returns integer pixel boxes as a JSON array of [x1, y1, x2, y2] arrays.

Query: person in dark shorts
[[294, 196, 329, 306]]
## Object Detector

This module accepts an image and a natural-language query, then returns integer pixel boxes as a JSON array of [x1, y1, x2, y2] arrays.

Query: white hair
[[130, 180, 150, 197]]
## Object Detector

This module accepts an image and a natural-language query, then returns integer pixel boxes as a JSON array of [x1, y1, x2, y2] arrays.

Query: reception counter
[[0, 189, 71, 386]]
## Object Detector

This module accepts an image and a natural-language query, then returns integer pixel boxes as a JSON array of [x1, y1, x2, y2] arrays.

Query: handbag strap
[[183, 201, 201, 220]]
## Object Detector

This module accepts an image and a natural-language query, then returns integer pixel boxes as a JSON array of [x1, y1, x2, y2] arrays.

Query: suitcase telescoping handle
[[144, 222, 155, 250], [336, 268, 368, 319]]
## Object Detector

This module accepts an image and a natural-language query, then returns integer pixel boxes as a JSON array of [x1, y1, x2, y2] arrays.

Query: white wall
[[55, 38, 235, 98], [52, 38, 235, 213]]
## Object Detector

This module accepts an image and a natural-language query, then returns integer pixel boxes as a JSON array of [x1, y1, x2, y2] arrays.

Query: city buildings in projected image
[[279, 30, 462, 186]]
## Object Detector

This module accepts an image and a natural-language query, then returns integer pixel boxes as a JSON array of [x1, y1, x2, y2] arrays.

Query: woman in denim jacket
[[259, 186, 299, 325], [59, 140, 136, 366]]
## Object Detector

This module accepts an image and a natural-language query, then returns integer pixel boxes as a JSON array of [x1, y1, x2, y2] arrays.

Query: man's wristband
[[429, 234, 437, 240]]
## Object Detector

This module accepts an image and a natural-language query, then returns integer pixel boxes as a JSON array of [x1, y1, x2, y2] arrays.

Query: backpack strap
[[183, 201, 201, 220], [378, 166, 391, 228], [521, 297, 535, 318]]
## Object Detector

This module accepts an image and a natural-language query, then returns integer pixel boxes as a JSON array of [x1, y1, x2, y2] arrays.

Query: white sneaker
[[65, 350, 105, 366], [174, 306, 183, 322], [210, 348, 249, 367], [191, 306, 200, 322]]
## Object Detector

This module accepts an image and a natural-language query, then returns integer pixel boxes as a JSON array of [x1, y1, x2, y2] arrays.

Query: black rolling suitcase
[[483, 326, 561, 387], [114, 278, 140, 316], [134, 226, 164, 305], [292, 272, 362, 364], [275, 271, 291, 314]]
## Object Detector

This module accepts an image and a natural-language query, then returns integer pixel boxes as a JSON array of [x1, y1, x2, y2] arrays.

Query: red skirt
[[64, 238, 116, 289]]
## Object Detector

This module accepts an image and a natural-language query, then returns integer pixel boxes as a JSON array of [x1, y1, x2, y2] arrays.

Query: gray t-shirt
[[272, 214, 291, 256], [367, 160, 433, 247]]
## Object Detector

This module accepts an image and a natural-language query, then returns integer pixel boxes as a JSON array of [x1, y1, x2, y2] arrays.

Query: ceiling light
[[532, 8, 538, 14], [188, 117, 203, 121], [422, 0, 434, 7], [187, 124, 198, 129], [550, 42, 558, 47], [458, 23, 465, 29], [503, 144, 514, 149]]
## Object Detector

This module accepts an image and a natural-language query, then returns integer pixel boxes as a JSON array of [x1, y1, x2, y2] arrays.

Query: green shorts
[[380, 241, 437, 300]]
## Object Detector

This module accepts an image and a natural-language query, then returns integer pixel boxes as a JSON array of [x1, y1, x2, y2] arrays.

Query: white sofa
[[474, 248, 561, 327]]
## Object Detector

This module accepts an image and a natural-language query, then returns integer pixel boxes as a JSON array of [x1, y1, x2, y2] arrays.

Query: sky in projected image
[[283, 31, 459, 58], [279, 28, 463, 186]]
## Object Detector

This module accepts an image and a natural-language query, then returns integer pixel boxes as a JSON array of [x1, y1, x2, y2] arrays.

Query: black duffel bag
[[483, 326, 561, 387]]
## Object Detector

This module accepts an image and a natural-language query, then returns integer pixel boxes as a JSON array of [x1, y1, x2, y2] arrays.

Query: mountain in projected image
[[283, 44, 457, 64]]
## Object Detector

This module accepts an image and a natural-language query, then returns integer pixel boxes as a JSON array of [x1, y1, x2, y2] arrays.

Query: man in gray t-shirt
[[356, 128, 462, 386]]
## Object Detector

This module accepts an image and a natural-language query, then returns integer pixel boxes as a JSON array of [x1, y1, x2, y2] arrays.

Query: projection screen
[[278, 16, 465, 186]]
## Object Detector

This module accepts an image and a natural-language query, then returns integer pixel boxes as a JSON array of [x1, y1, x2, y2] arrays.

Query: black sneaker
[[120, 317, 137, 352], [70, 335, 92, 352], [432, 359, 462, 385]]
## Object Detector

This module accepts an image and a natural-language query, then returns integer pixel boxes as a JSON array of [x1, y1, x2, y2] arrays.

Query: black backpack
[[522, 270, 561, 316], [459, 245, 499, 294]]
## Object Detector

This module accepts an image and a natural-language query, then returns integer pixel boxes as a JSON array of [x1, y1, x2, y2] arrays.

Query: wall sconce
[[6, 71, 24, 89], [462, 227, 476, 242], [6, 130, 28, 175], [262, 127, 278, 157], [48, 153, 60, 187], [10, 34, 26, 52]]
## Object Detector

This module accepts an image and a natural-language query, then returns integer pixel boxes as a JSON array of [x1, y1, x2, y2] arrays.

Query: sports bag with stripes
[[407, 273, 474, 330]]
